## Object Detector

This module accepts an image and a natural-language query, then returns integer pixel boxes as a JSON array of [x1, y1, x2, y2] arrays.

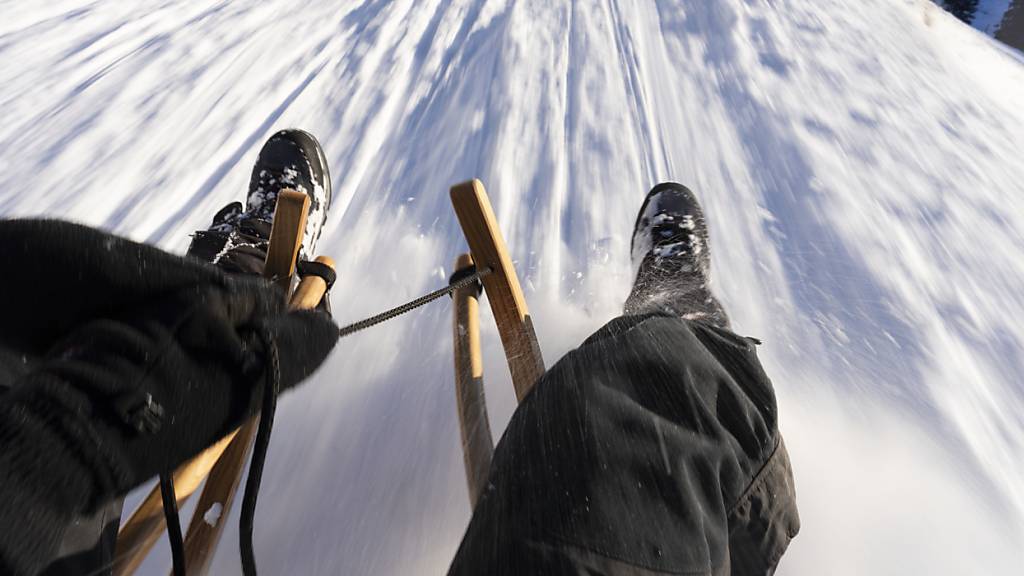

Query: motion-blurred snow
[[0, 0, 1022, 574]]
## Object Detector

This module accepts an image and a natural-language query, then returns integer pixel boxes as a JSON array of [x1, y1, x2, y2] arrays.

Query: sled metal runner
[[113, 180, 543, 572]]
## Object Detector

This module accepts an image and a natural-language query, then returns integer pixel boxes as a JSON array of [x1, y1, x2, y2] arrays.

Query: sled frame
[[114, 190, 330, 576], [450, 179, 545, 505]]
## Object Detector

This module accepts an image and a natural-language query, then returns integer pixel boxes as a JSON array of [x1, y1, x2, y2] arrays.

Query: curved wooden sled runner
[[450, 179, 545, 506]]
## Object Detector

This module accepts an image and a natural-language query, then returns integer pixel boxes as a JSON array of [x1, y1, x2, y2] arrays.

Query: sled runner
[[449, 179, 544, 505]]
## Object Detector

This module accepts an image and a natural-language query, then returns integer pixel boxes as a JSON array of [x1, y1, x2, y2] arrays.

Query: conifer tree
[[944, 0, 980, 23]]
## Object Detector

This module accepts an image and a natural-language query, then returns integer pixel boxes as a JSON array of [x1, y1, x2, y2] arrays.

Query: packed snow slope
[[2, 0, 1023, 573]]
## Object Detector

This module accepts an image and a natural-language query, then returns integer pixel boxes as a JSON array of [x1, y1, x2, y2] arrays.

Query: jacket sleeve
[[0, 220, 338, 575], [0, 286, 263, 574], [0, 219, 226, 357]]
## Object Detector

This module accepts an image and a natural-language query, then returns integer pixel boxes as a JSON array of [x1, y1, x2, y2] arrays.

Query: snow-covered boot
[[188, 129, 331, 274], [623, 182, 730, 329], [243, 128, 331, 256]]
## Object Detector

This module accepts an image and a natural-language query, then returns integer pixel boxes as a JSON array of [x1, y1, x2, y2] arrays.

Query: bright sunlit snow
[[1, 0, 1022, 574]]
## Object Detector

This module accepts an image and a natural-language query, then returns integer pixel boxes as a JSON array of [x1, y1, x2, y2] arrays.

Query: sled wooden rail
[[450, 179, 545, 504], [451, 253, 493, 506], [450, 179, 545, 402], [114, 190, 332, 576]]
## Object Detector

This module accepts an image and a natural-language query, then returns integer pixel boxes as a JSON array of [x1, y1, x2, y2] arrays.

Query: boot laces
[[649, 213, 703, 271]]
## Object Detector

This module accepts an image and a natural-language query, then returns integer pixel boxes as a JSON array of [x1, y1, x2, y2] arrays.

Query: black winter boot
[[624, 182, 731, 329], [188, 129, 332, 274], [242, 128, 331, 255]]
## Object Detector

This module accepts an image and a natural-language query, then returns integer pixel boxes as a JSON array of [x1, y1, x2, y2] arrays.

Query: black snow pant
[[449, 313, 800, 575]]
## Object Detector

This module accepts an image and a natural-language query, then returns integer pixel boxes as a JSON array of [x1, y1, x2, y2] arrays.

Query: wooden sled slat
[[452, 253, 494, 506], [112, 433, 238, 576], [450, 180, 545, 401]]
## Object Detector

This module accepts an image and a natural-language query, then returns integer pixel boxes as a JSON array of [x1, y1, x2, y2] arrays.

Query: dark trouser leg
[[449, 314, 799, 576]]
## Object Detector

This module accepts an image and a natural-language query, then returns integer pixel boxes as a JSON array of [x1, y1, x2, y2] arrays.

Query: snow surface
[[1, 0, 1023, 574]]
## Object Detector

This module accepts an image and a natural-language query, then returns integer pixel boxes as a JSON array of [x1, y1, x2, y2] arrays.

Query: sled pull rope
[[335, 266, 492, 338], [239, 324, 282, 576], [235, 265, 493, 576], [159, 474, 185, 576]]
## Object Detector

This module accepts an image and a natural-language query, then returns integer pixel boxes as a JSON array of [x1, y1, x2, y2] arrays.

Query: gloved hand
[[32, 274, 338, 493], [0, 220, 338, 575]]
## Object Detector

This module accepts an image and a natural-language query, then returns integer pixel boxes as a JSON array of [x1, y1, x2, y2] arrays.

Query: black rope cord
[[234, 264, 492, 575], [239, 323, 282, 576], [336, 265, 491, 338], [160, 472, 186, 576]]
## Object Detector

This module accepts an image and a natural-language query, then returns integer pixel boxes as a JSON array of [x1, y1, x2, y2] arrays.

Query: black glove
[[34, 274, 337, 491], [0, 220, 338, 575], [0, 219, 226, 356]]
